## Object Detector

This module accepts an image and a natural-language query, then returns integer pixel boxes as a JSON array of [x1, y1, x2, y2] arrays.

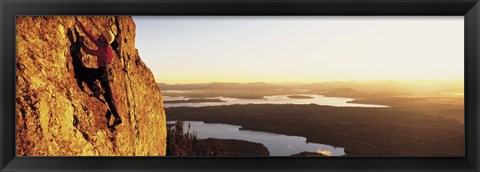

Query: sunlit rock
[[16, 16, 166, 156]]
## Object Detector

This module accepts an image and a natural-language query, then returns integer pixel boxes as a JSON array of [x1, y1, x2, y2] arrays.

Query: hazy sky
[[133, 16, 463, 84]]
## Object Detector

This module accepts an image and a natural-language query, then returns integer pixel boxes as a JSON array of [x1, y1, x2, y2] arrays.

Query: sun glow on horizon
[[134, 16, 463, 84], [154, 77, 464, 85]]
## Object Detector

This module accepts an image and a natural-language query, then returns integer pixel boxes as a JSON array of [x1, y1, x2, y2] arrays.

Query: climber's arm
[[80, 43, 97, 56], [77, 22, 99, 46]]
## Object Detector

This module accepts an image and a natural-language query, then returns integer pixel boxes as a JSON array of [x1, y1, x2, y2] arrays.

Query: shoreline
[[166, 103, 464, 157]]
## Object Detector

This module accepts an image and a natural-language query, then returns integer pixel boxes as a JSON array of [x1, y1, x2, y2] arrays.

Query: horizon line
[[156, 79, 465, 85]]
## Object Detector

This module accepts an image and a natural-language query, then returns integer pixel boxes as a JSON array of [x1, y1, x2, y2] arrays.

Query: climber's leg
[[101, 80, 122, 127], [104, 110, 112, 126], [91, 80, 105, 97], [83, 68, 105, 96]]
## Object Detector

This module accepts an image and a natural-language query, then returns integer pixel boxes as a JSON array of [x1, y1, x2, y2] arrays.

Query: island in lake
[[163, 98, 226, 104], [287, 95, 314, 99]]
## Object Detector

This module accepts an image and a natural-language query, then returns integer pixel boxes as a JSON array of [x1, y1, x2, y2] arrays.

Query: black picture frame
[[1, 0, 479, 171]]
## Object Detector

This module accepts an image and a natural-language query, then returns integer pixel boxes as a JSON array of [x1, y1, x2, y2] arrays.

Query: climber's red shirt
[[80, 27, 114, 67]]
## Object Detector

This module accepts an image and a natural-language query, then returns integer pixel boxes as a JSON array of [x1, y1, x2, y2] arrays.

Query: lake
[[167, 121, 346, 156], [163, 94, 388, 108]]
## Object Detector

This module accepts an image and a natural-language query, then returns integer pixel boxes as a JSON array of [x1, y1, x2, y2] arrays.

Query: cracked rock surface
[[16, 16, 166, 156]]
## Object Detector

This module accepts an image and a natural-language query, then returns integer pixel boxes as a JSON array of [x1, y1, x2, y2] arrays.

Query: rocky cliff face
[[15, 16, 167, 156]]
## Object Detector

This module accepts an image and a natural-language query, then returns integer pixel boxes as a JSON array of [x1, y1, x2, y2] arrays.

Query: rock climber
[[77, 21, 122, 128]]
